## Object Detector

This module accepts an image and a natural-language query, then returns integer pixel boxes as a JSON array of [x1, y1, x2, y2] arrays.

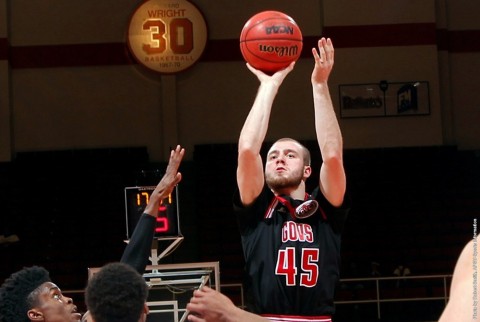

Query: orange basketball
[[240, 11, 303, 74]]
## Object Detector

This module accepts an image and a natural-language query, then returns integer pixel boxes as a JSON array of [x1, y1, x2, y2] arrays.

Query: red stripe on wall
[[201, 39, 242, 62], [436, 28, 480, 52], [9, 43, 133, 69], [195, 37, 315, 62], [322, 23, 437, 48], [446, 30, 480, 53], [177, 23, 438, 62], [2, 25, 479, 69], [436, 29, 449, 51]]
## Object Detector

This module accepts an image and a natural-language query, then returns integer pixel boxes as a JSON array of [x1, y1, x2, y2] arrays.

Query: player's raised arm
[[120, 145, 184, 274], [311, 38, 346, 207], [237, 63, 294, 206], [144, 145, 184, 216]]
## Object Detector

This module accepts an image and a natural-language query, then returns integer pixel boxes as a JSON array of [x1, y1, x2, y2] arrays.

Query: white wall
[[0, 0, 478, 162]]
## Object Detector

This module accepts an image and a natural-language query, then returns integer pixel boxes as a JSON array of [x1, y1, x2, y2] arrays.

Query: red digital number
[[155, 205, 169, 233]]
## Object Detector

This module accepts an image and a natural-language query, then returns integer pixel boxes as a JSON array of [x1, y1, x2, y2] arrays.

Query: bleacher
[[0, 144, 479, 321]]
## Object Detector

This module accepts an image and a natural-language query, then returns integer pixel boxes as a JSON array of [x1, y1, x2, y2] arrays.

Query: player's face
[[28, 282, 82, 322], [265, 140, 309, 193]]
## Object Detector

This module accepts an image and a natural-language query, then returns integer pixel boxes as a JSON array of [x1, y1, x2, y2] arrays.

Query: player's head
[[0, 266, 80, 322], [85, 262, 149, 322], [265, 138, 312, 193]]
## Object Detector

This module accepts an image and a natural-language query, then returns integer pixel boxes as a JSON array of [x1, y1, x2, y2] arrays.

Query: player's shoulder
[[453, 239, 476, 281], [439, 239, 477, 321]]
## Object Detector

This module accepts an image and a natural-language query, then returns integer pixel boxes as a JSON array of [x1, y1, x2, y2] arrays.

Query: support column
[[151, 74, 179, 162], [435, 0, 456, 145], [0, 0, 12, 161]]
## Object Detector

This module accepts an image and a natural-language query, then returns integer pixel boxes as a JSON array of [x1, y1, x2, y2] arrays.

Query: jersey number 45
[[275, 247, 319, 287]]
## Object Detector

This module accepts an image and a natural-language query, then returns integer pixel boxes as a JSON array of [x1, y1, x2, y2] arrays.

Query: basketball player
[[0, 145, 184, 322], [0, 265, 82, 322], [438, 238, 479, 321], [82, 145, 184, 322], [234, 37, 349, 321], [84, 262, 149, 322]]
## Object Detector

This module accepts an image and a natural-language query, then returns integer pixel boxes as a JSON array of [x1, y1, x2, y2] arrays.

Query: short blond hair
[[273, 138, 311, 166]]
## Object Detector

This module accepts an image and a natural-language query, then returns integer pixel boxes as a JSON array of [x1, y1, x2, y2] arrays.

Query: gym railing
[[64, 274, 452, 321]]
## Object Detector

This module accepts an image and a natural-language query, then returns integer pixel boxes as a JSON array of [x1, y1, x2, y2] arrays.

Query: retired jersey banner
[[127, 0, 208, 74]]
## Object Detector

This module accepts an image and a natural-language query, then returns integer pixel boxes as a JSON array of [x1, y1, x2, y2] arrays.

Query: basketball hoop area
[[142, 261, 220, 322], [88, 184, 221, 322], [88, 261, 220, 322]]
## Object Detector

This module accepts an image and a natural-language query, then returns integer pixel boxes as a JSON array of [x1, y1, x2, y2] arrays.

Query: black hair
[[0, 266, 51, 322], [85, 262, 149, 322]]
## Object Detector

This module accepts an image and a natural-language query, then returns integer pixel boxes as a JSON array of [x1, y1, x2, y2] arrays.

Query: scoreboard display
[[124, 185, 181, 239]]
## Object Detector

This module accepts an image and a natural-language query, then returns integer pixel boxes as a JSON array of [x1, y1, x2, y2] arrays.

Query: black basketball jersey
[[234, 186, 349, 318]]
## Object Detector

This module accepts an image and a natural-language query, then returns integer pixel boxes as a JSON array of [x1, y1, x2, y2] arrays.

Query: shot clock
[[124, 185, 181, 239]]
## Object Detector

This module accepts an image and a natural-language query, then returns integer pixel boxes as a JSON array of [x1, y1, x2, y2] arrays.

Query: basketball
[[240, 11, 303, 74]]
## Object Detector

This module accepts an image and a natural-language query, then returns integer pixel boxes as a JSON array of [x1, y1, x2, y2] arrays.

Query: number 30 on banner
[[127, 0, 208, 74]]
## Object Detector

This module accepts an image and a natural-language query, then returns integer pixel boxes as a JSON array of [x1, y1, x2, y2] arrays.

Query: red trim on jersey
[[267, 193, 327, 220], [275, 195, 296, 215], [265, 198, 279, 219], [318, 205, 327, 220], [261, 314, 332, 322]]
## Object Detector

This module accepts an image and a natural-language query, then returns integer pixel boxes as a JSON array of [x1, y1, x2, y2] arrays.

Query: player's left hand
[[144, 145, 185, 216], [311, 37, 334, 84]]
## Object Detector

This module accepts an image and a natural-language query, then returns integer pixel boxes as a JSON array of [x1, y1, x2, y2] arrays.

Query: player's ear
[[28, 308, 44, 321], [140, 303, 149, 322], [303, 165, 312, 178]]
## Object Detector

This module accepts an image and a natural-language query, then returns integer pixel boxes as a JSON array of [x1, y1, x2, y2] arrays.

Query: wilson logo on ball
[[258, 43, 300, 58], [240, 10, 303, 74]]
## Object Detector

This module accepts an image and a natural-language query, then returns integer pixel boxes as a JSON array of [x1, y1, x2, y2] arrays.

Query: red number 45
[[275, 247, 319, 287]]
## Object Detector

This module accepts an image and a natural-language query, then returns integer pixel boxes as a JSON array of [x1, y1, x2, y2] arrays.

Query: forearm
[[237, 82, 278, 204], [120, 214, 155, 274], [313, 82, 343, 159], [313, 81, 346, 206], [238, 82, 278, 153], [310, 38, 343, 161]]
